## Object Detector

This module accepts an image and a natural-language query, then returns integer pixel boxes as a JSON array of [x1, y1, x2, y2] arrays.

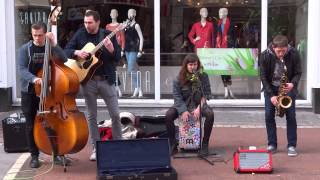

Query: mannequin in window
[[188, 7, 215, 49], [124, 9, 144, 98], [216, 8, 236, 99], [106, 9, 125, 98]]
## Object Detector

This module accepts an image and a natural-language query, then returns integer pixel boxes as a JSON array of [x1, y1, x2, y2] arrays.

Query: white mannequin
[[106, 9, 124, 98], [128, 9, 144, 58], [188, 7, 214, 49], [219, 8, 228, 24], [109, 9, 124, 57], [125, 9, 144, 97], [218, 8, 235, 99], [194, 8, 208, 43]]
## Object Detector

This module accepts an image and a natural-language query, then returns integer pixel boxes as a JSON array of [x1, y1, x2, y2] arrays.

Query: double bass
[[33, 0, 88, 159]]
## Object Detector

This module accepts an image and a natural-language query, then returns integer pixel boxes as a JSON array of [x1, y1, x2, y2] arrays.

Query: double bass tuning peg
[[49, 0, 60, 6]]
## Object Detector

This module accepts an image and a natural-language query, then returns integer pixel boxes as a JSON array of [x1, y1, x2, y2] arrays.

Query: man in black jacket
[[259, 35, 302, 156], [64, 10, 122, 161]]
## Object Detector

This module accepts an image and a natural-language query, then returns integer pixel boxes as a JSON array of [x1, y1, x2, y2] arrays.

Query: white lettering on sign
[[19, 11, 47, 25]]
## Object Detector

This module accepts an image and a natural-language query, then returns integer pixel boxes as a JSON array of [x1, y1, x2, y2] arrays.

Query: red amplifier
[[233, 147, 273, 173]]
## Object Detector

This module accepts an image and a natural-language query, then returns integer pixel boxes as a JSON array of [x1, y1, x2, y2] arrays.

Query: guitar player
[[64, 10, 122, 161]]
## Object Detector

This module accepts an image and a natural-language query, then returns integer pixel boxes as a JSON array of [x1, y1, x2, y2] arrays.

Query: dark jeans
[[165, 106, 214, 146], [264, 86, 297, 148], [21, 92, 40, 157], [221, 75, 232, 87]]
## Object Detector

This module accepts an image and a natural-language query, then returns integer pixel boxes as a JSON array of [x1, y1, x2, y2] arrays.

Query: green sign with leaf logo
[[197, 48, 259, 76]]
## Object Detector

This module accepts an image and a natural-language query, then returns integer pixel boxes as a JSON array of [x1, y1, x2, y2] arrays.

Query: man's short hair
[[31, 22, 47, 32], [85, 10, 100, 22], [272, 35, 288, 48]]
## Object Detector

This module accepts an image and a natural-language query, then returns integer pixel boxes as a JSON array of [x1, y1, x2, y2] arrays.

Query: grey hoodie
[[18, 41, 67, 93]]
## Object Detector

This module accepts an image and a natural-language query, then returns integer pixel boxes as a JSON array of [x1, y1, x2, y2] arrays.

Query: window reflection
[[58, 0, 155, 99], [268, 0, 308, 100], [15, 1, 50, 98], [160, 0, 261, 99]]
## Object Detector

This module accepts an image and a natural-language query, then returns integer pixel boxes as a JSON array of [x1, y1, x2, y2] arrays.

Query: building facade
[[1, 0, 320, 111]]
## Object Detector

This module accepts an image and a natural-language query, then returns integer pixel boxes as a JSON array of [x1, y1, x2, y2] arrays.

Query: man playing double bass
[[18, 22, 69, 168], [64, 10, 122, 161]]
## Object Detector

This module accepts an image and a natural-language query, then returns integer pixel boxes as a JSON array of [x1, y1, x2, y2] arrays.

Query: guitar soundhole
[[83, 55, 93, 69]]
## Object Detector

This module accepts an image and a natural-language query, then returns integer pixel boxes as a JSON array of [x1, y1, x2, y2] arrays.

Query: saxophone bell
[[278, 95, 292, 109]]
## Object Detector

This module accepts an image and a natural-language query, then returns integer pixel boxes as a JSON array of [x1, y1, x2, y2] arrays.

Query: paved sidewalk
[[8, 127, 320, 180], [1, 108, 320, 179]]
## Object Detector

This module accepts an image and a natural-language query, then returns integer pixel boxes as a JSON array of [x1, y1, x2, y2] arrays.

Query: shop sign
[[197, 48, 259, 76], [18, 8, 50, 25]]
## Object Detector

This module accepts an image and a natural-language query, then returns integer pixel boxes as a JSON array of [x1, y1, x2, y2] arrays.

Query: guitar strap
[[96, 29, 106, 55], [98, 29, 105, 42]]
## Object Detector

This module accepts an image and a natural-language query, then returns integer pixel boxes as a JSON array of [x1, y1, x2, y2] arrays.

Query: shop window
[[14, 0, 50, 98], [268, 0, 308, 100], [160, 1, 261, 99]]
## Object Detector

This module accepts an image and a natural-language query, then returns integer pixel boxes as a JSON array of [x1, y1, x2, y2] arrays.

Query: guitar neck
[[91, 29, 118, 54]]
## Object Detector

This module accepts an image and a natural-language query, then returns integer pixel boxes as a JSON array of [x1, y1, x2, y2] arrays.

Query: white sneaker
[[267, 145, 277, 154], [131, 88, 139, 97], [138, 88, 143, 98], [116, 86, 122, 97], [288, 146, 298, 157], [224, 87, 228, 99], [89, 148, 96, 161], [228, 88, 235, 99]]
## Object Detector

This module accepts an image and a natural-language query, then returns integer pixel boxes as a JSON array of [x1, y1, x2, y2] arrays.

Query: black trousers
[[221, 75, 232, 87], [165, 106, 214, 146], [21, 92, 40, 157]]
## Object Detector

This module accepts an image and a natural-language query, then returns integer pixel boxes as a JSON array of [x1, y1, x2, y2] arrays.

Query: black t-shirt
[[28, 43, 45, 93], [124, 23, 140, 52], [272, 60, 285, 87]]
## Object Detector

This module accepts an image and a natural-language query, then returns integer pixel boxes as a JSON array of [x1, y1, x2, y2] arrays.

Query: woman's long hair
[[178, 54, 203, 85]]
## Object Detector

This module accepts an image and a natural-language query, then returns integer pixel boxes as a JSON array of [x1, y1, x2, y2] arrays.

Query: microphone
[[192, 68, 198, 74], [192, 69, 200, 77], [191, 68, 201, 83]]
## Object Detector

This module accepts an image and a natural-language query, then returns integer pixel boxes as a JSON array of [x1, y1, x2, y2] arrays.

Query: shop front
[[1, 0, 319, 109]]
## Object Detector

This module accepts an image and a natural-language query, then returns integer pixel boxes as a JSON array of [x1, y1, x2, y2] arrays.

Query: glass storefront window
[[15, 0, 50, 98], [12, 0, 309, 102], [160, 1, 261, 99], [268, 0, 308, 100], [14, 0, 154, 99], [58, 0, 154, 99]]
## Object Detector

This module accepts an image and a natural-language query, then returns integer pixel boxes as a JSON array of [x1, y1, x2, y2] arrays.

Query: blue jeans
[[125, 51, 140, 88], [264, 86, 297, 148]]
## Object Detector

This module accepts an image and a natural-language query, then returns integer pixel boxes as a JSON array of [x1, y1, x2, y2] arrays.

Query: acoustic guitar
[[65, 20, 130, 84]]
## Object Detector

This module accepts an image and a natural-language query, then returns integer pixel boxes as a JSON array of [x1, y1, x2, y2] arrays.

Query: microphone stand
[[194, 70, 217, 165]]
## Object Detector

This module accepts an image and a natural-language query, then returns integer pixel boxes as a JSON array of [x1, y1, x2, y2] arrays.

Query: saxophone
[[276, 59, 292, 117]]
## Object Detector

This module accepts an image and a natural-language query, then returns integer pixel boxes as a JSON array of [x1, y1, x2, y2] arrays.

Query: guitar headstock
[[119, 19, 132, 31]]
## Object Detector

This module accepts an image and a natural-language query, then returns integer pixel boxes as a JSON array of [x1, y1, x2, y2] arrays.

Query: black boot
[[199, 143, 209, 156], [30, 155, 40, 168]]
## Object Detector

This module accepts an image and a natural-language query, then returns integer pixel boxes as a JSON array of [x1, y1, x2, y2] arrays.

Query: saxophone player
[[259, 35, 302, 157]]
